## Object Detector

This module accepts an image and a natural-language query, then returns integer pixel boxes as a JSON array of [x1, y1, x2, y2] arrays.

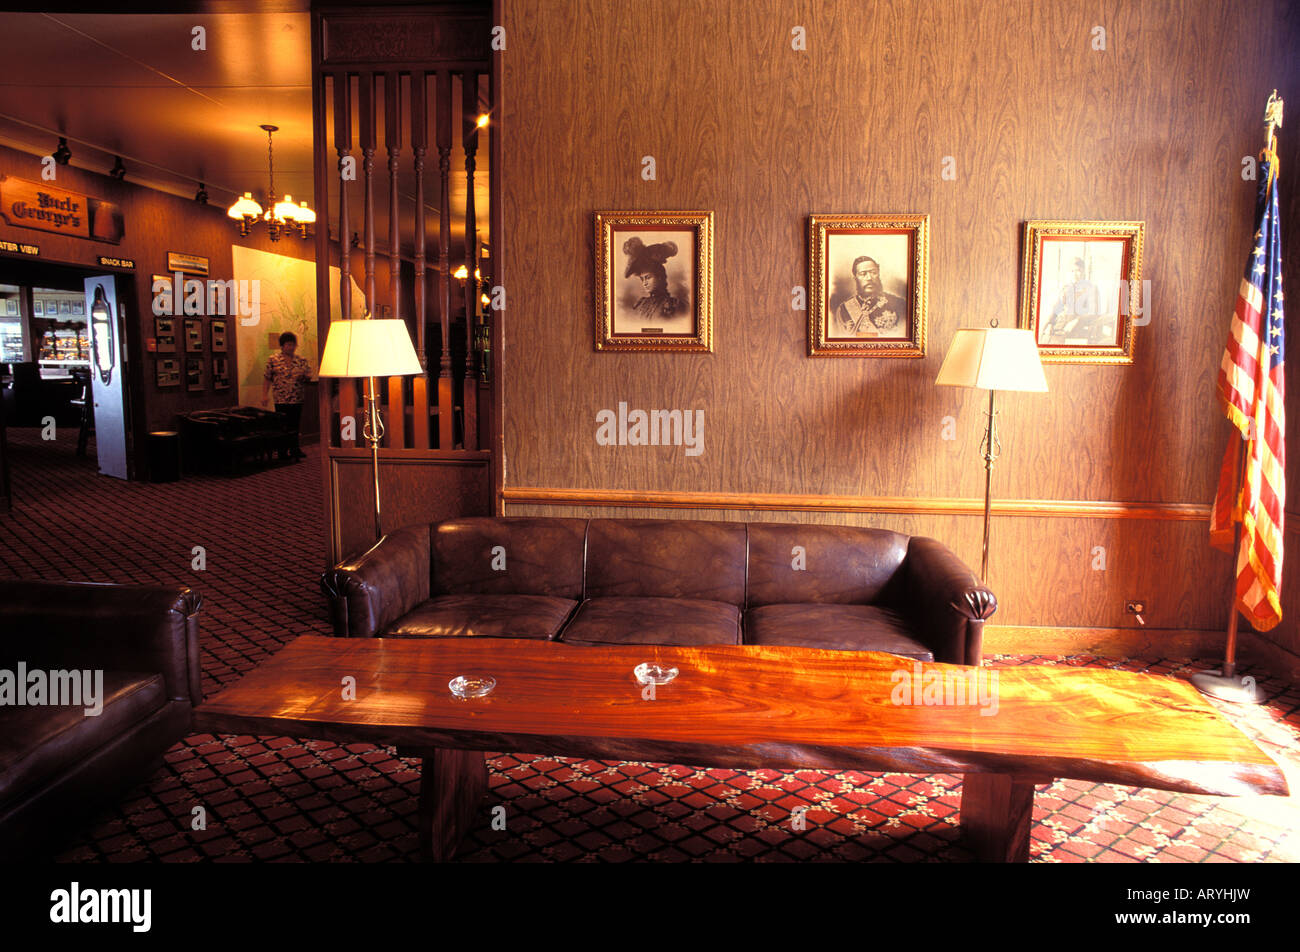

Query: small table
[[194, 636, 1288, 862]]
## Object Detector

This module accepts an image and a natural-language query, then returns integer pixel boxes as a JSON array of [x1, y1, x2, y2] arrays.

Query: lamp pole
[[979, 388, 1000, 582], [362, 374, 385, 539]]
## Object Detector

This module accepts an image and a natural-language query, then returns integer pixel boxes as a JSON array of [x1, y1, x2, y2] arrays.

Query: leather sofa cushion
[[585, 519, 747, 604], [744, 603, 933, 661], [746, 522, 909, 607], [0, 671, 166, 813], [432, 517, 588, 599], [559, 597, 742, 646], [384, 593, 578, 641]]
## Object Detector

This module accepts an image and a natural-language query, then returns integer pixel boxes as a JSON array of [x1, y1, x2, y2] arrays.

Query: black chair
[[68, 368, 94, 457], [180, 407, 296, 475], [9, 363, 43, 427]]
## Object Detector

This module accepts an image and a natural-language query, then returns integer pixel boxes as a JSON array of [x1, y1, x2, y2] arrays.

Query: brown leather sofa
[[0, 580, 202, 857], [322, 517, 996, 665]]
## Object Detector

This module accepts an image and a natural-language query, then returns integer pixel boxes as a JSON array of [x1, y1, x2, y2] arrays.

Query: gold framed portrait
[[1019, 220, 1146, 364], [808, 213, 929, 357], [595, 210, 714, 352]]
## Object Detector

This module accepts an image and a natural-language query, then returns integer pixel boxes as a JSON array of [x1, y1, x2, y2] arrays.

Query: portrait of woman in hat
[[595, 210, 713, 352], [616, 234, 692, 333]]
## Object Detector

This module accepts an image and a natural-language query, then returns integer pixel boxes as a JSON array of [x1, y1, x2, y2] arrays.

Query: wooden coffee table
[[194, 635, 1288, 862]]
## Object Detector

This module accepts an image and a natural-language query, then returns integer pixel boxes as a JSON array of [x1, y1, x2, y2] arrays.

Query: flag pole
[[1194, 443, 1255, 702], [1192, 91, 1283, 705]]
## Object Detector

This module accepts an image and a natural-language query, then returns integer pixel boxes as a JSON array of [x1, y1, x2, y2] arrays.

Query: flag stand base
[[1190, 669, 1261, 704]]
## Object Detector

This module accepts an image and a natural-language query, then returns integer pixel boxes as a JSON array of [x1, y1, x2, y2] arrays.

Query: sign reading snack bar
[[0, 176, 124, 244]]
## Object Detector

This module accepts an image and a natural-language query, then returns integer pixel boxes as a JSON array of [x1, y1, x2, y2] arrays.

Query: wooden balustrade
[[310, 7, 495, 562], [314, 65, 490, 453]]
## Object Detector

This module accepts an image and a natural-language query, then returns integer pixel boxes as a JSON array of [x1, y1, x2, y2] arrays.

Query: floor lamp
[[318, 318, 423, 541], [936, 324, 1048, 581]]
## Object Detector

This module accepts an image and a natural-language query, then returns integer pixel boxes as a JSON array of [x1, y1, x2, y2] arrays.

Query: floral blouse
[[264, 352, 311, 404]]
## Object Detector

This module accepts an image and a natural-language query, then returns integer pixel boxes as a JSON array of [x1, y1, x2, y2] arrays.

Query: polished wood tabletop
[[195, 635, 1287, 799]]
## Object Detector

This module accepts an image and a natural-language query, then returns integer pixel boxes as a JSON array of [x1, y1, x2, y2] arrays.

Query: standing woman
[[261, 331, 312, 461]]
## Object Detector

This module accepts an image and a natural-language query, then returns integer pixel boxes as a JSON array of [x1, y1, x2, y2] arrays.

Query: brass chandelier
[[227, 125, 316, 241]]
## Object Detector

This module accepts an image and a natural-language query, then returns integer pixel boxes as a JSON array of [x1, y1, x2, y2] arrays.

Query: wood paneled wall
[[500, 0, 1300, 655]]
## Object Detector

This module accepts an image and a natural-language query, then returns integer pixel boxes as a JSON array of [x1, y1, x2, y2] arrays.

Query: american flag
[[1210, 132, 1286, 631]]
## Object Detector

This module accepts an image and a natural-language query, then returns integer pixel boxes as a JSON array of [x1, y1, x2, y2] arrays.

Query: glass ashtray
[[634, 663, 678, 686], [449, 675, 496, 699]]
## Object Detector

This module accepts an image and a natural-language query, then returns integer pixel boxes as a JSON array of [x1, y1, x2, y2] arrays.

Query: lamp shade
[[935, 327, 1048, 392], [272, 195, 301, 222], [318, 319, 423, 379], [226, 191, 263, 220]]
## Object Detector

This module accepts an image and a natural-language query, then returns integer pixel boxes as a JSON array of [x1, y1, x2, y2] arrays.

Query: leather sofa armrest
[[320, 523, 431, 638], [0, 580, 203, 704], [896, 537, 997, 665]]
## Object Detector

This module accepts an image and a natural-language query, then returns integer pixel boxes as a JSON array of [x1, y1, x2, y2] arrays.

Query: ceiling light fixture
[[227, 124, 314, 241], [109, 156, 126, 180], [52, 137, 71, 166]]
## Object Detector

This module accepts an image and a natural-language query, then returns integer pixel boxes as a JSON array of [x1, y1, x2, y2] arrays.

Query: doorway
[[0, 257, 139, 484]]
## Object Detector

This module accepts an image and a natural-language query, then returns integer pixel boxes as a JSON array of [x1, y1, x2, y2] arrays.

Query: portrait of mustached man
[[619, 235, 691, 330], [833, 255, 906, 338]]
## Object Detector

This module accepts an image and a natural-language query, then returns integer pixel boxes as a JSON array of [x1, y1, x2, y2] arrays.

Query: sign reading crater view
[[0, 176, 124, 244]]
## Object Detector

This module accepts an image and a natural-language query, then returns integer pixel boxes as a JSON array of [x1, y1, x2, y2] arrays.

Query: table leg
[[411, 747, 487, 861], [960, 773, 1038, 862]]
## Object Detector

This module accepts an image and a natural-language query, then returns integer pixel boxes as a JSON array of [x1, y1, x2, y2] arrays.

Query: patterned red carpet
[[2, 426, 1297, 862]]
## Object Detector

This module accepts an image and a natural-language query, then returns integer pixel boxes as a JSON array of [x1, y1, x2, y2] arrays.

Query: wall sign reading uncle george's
[[595, 211, 713, 352], [808, 213, 929, 357], [0, 176, 124, 243]]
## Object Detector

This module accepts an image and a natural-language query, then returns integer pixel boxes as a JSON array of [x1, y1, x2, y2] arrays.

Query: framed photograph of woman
[[808, 213, 929, 357], [1020, 220, 1145, 364], [595, 210, 713, 352]]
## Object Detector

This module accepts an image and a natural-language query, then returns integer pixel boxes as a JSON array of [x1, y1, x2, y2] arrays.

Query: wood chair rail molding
[[501, 487, 1212, 521]]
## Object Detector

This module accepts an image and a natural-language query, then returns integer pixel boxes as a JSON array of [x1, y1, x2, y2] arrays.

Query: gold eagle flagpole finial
[[1264, 89, 1283, 134], [1262, 90, 1283, 184]]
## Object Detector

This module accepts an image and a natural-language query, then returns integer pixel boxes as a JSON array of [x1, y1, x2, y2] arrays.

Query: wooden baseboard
[[986, 625, 1300, 683]]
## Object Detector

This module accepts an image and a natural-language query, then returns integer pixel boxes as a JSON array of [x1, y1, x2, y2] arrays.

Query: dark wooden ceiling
[[0, 7, 489, 258]]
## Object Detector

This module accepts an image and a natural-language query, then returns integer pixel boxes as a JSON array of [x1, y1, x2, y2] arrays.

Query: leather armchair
[[0, 580, 202, 858]]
